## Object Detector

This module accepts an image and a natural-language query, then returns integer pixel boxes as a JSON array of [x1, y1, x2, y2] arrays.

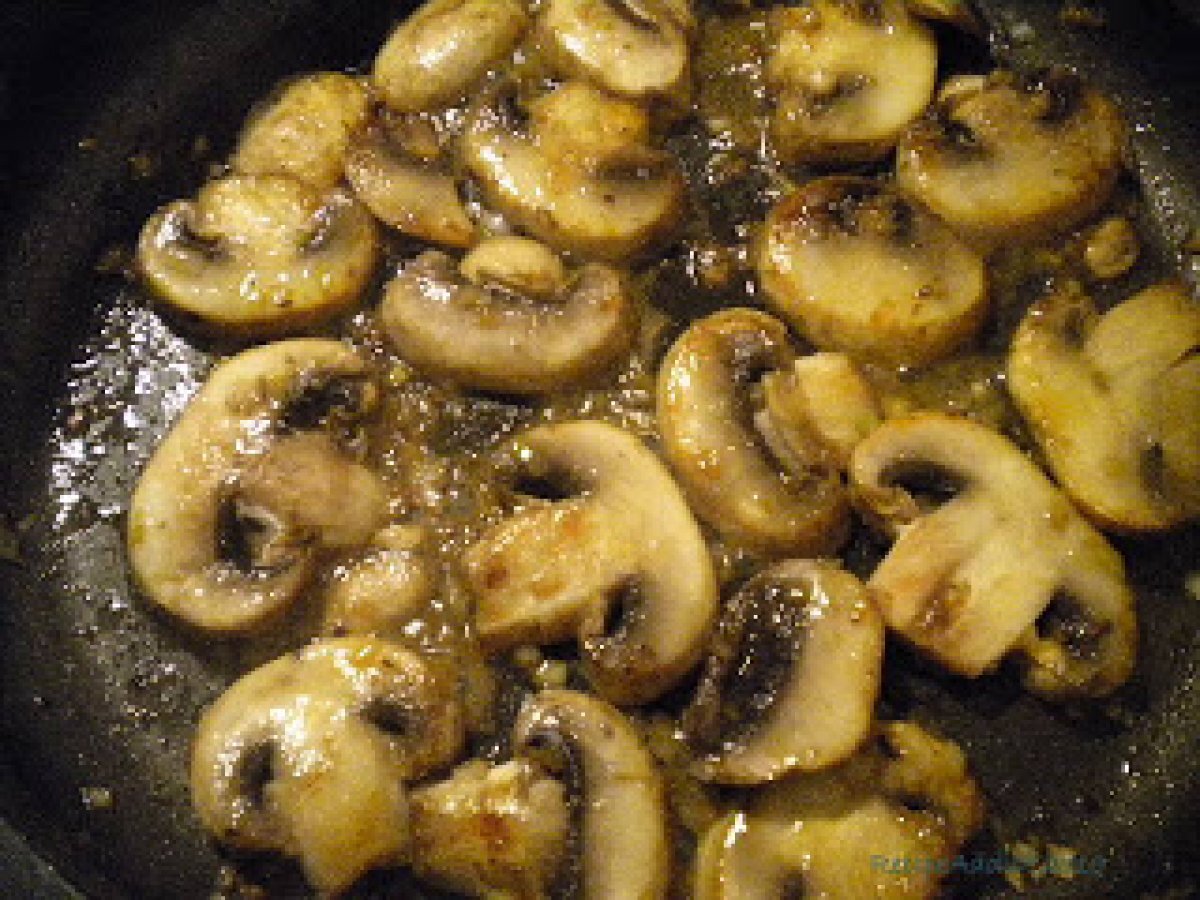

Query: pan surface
[[0, 1, 1197, 897]]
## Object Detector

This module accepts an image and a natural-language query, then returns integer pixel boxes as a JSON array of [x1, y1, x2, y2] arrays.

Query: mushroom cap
[[372, 0, 529, 113], [128, 339, 388, 632], [137, 175, 379, 335], [684, 560, 884, 784], [850, 413, 1137, 698], [464, 421, 718, 705], [190, 637, 464, 894], [657, 308, 849, 553], [514, 689, 670, 900], [896, 68, 1126, 246], [767, 0, 937, 165], [1008, 281, 1200, 532], [381, 243, 635, 395], [231, 71, 370, 189], [757, 176, 989, 367]]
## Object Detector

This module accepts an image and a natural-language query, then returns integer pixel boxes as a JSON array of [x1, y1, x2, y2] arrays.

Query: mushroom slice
[[461, 81, 686, 261], [230, 71, 370, 189], [381, 239, 635, 395], [191, 637, 464, 895], [684, 560, 884, 784], [128, 339, 388, 632], [896, 68, 1126, 245], [657, 308, 849, 554], [767, 0, 937, 165], [137, 175, 378, 334], [410, 759, 570, 899], [757, 176, 988, 367], [695, 721, 984, 900], [322, 525, 437, 637], [463, 422, 718, 704], [514, 689, 669, 899], [1008, 281, 1200, 532], [345, 116, 475, 248], [372, 0, 529, 113], [850, 413, 1136, 699], [538, 0, 694, 103]]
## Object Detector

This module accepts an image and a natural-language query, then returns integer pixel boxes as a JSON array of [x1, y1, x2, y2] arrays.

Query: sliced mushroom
[[372, 0, 529, 113], [128, 340, 388, 632], [463, 421, 718, 704], [1008, 281, 1200, 532], [460, 81, 686, 261], [322, 525, 437, 637], [410, 759, 570, 899], [896, 68, 1126, 245], [230, 71, 370, 189], [514, 689, 669, 899], [695, 721, 984, 900], [767, 0, 937, 165], [537, 0, 694, 104], [656, 308, 849, 554], [850, 413, 1137, 699], [345, 115, 475, 248], [137, 175, 378, 334], [381, 238, 635, 395], [191, 637, 464, 895], [757, 176, 989, 367], [684, 560, 884, 784], [759, 351, 882, 471]]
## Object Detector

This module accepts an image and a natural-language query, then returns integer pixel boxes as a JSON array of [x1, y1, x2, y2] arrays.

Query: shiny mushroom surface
[[230, 71, 370, 189], [896, 68, 1126, 246], [767, 0, 937, 165], [1008, 281, 1200, 532], [851, 413, 1137, 699], [372, 0, 530, 113], [514, 689, 670, 900], [137, 174, 379, 334], [656, 308, 849, 554], [538, 0, 695, 104], [464, 421, 718, 704], [381, 238, 636, 395], [128, 340, 388, 631], [321, 525, 437, 638], [345, 115, 476, 248], [190, 637, 464, 895], [684, 560, 884, 784], [460, 81, 687, 261], [695, 721, 984, 900], [757, 176, 989, 367]]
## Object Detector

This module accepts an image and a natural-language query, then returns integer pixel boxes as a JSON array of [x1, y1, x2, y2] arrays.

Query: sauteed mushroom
[[230, 71, 370, 189], [191, 637, 464, 895], [460, 81, 686, 261], [767, 0, 937, 165], [1008, 281, 1200, 532], [322, 525, 436, 637], [345, 116, 475, 248], [695, 721, 984, 900], [137, 175, 379, 334], [381, 237, 635, 394], [684, 560, 884, 784], [757, 176, 988, 367], [851, 413, 1137, 699], [410, 759, 570, 900], [128, 340, 388, 631], [538, 0, 695, 104], [372, 0, 530, 114], [896, 68, 1125, 245], [464, 421, 718, 704], [513, 689, 670, 899], [657, 308, 849, 554]]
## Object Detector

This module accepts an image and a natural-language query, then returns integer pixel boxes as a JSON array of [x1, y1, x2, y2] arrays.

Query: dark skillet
[[0, 1, 1198, 897]]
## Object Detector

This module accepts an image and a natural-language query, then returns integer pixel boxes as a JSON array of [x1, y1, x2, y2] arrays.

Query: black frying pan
[[0, 1, 1197, 897]]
